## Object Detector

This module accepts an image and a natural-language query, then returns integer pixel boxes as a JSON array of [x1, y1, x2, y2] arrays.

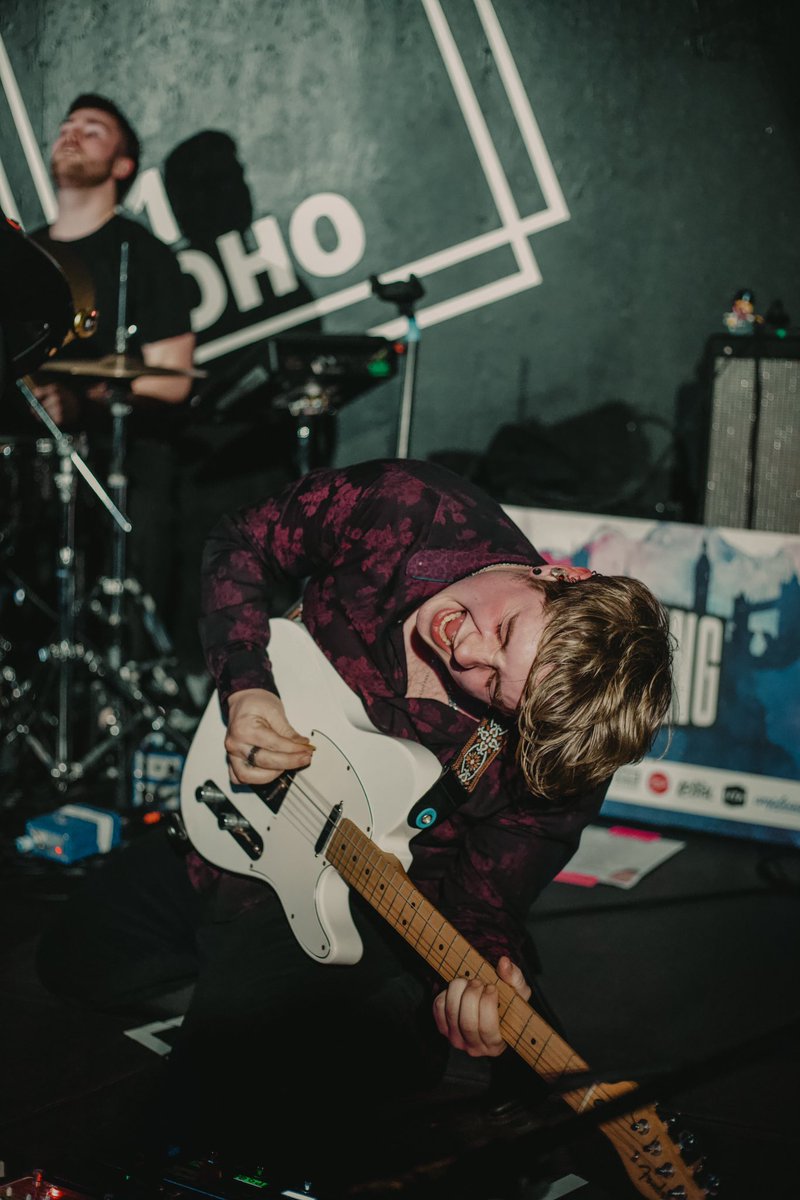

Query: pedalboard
[[1, 1163, 324, 1200]]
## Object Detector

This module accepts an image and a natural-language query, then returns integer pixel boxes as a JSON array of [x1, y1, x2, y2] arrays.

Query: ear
[[112, 155, 136, 184], [533, 565, 596, 583]]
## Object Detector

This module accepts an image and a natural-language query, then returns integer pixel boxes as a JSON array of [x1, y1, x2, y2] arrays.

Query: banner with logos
[[504, 506, 800, 848]]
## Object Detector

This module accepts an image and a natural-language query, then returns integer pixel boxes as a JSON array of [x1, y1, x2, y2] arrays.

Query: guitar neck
[[327, 816, 593, 1097], [325, 819, 711, 1200]]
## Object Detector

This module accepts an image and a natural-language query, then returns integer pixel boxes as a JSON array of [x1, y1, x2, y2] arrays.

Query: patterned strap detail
[[451, 716, 508, 793]]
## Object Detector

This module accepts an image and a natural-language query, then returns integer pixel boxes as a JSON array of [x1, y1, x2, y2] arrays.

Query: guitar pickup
[[314, 802, 342, 856]]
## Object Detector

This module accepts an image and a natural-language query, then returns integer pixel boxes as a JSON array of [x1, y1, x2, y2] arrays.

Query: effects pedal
[[0, 1171, 96, 1200]]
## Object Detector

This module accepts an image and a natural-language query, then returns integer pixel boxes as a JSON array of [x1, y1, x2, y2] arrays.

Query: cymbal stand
[[87, 239, 173, 668], [78, 237, 184, 803], [3, 378, 170, 795], [89, 388, 174, 669], [107, 391, 131, 670]]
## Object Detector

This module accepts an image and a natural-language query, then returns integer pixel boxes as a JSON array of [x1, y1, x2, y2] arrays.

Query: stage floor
[[1, 780, 797, 1200]]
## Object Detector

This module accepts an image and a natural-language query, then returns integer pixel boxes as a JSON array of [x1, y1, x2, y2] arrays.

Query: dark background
[[3, 0, 800, 513]]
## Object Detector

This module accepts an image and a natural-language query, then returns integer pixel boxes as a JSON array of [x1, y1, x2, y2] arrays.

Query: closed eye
[[490, 614, 518, 708]]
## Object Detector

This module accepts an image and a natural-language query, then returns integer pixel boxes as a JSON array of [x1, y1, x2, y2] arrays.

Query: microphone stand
[[371, 274, 425, 458]]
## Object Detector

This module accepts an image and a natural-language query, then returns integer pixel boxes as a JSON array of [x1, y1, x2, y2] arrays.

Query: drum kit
[[1, 216, 207, 803], [1, 216, 416, 806]]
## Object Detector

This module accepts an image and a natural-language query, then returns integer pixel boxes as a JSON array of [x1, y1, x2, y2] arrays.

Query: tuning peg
[[656, 1103, 679, 1126], [694, 1162, 721, 1196], [676, 1128, 701, 1164]]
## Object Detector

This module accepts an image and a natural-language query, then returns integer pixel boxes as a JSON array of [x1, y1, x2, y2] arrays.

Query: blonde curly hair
[[516, 574, 674, 798]]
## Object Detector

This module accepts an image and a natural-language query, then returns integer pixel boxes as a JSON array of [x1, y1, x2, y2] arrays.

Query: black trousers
[[35, 827, 455, 1178]]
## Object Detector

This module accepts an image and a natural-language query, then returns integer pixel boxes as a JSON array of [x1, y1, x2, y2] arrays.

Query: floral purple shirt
[[197, 459, 606, 971]]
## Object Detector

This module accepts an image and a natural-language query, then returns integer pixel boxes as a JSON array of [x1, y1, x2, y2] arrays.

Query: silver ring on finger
[[246, 744, 259, 769]]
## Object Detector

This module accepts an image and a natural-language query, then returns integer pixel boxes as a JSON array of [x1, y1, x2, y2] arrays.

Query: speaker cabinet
[[699, 334, 800, 533]]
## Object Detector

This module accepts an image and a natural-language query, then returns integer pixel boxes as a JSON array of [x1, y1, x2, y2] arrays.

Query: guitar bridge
[[254, 772, 293, 815]]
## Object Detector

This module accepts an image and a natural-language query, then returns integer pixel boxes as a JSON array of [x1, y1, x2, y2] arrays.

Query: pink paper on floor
[[554, 824, 685, 889]]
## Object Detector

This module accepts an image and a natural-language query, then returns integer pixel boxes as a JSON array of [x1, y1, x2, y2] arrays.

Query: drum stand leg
[[2, 437, 172, 795]]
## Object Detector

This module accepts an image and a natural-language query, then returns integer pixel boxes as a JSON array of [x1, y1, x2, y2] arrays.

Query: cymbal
[[39, 352, 207, 380], [29, 232, 98, 348]]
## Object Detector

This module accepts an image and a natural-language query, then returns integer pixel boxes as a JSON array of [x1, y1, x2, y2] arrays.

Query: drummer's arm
[[28, 378, 81, 427], [129, 331, 196, 405], [31, 332, 197, 425]]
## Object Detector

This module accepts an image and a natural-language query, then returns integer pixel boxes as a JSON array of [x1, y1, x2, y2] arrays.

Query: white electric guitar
[[180, 618, 714, 1200]]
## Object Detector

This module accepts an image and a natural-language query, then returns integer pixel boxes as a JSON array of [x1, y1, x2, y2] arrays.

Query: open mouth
[[431, 610, 462, 653]]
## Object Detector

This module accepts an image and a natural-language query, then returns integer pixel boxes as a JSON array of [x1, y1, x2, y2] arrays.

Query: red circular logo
[[648, 771, 670, 795]]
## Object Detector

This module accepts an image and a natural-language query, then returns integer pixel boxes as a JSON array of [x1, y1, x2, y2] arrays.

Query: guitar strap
[[407, 715, 509, 832]]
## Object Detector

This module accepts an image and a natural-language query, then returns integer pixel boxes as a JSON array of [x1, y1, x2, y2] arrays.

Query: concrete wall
[[3, 0, 800, 517]]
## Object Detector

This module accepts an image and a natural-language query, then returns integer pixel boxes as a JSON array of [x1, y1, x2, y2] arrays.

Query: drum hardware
[[261, 332, 399, 476], [0, 552, 58, 722], [1, 561, 59, 627], [1, 211, 75, 382], [0, 229, 196, 802], [2, 373, 192, 800], [0, 634, 28, 711], [370, 273, 425, 458], [39, 238, 205, 673], [85, 385, 176, 674], [17, 238, 207, 802]]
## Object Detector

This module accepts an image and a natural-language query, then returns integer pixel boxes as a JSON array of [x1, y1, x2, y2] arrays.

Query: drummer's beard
[[51, 148, 114, 191]]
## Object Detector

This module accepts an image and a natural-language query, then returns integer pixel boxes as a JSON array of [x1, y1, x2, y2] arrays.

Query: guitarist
[[35, 457, 674, 1185]]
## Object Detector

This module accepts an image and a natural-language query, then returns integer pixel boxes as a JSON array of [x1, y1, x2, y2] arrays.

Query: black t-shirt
[[35, 213, 191, 356], [7, 214, 193, 440]]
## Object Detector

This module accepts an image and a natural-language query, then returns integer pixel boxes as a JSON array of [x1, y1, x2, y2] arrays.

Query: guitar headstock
[[597, 1086, 720, 1199]]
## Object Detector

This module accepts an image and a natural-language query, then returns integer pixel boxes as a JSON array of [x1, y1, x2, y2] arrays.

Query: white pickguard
[[179, 618, 442, 965]]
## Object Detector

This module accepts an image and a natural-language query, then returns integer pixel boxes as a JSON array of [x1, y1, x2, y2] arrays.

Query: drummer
[[25, 94, 195, 648]]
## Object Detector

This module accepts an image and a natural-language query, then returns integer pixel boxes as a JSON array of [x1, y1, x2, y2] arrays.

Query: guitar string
[[243, 770, 698, 1194]]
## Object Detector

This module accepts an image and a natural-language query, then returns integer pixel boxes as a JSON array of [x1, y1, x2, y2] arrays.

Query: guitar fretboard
[[328, 817, 592, 1097], [325, 817, 705, 1199]]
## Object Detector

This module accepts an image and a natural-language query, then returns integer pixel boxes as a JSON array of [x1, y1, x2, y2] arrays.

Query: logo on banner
[[647, 771, 670, 795], [614, 765, 641, 789], [723, 785, 747, 807], [677, 779, 713, 800], [755, 793, 800, 814]]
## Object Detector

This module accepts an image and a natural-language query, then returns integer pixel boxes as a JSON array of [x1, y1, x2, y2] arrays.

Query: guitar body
[[180, 618, 442, 965]]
